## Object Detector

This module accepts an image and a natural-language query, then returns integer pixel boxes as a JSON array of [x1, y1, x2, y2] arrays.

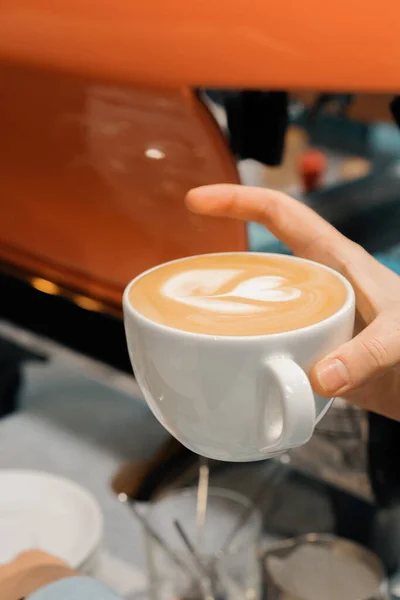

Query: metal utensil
[[125, 500, 199, 582], [174, 519, 212, 581], [174, 519, 217, 600]]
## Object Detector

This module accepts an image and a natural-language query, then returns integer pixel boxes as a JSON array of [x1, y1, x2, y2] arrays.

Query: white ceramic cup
[[123, 253, 355, 462]]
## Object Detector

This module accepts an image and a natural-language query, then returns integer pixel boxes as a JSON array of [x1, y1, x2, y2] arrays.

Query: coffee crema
[[129, 254, 347, 336]]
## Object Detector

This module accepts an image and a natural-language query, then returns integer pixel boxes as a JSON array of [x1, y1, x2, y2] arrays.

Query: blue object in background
[[375, 253, 400, 275], [248, 222, 400, 276], [247, 222, 289, 255], [369, 124, 400, 158]]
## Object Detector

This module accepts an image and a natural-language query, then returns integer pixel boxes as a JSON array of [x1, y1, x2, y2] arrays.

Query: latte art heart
[[129, 254, 347, 336], [162, 270, 301, 314]]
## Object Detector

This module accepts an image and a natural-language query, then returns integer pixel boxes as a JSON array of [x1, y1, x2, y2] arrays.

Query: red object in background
[[297, 149, 328, 194]]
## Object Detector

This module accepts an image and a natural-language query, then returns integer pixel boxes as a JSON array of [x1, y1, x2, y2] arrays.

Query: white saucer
[[0, 470, 103, 568]]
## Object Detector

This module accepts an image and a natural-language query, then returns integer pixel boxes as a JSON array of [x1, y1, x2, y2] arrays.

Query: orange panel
[[0, 65, 245, 307], [0, 1, 399, 91]]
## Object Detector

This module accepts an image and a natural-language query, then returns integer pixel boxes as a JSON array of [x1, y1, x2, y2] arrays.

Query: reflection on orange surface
[[30, 278, 61, 296], [1, 73, 391, 317], [0, 64, 246, 309], [73, 296, 105, 313]]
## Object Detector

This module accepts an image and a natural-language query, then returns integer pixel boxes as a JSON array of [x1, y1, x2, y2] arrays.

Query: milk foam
[[129, 254, 347, 336], [161, 269, 301, 314]]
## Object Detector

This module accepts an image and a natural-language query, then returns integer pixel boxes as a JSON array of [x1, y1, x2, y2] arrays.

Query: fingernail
[[315, 358, 349, 394]]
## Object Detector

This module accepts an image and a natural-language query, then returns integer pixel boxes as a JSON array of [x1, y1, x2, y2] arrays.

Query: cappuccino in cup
[[124, 253, 355, 461], [129, 254, 347, 336]]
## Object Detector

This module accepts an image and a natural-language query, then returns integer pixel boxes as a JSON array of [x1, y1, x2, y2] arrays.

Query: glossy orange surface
[[1, 1, 399, 90], [0, 65, 245, 307]]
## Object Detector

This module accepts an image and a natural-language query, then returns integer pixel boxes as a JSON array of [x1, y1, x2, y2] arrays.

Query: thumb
[[310, 315, 400, 396]]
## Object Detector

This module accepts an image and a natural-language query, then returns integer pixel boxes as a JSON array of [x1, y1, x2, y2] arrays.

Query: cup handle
[[260, 357, 316, 452]]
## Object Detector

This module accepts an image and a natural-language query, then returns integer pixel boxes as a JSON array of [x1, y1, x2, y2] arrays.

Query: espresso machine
[[1, 0, 400, 570]]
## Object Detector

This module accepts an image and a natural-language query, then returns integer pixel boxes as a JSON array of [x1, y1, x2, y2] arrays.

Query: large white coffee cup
[[123, 253, 355, 461]]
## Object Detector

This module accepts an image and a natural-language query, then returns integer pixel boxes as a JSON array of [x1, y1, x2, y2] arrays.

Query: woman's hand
[[186, 184, 400, 421], [0, 550, 76, 600]]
